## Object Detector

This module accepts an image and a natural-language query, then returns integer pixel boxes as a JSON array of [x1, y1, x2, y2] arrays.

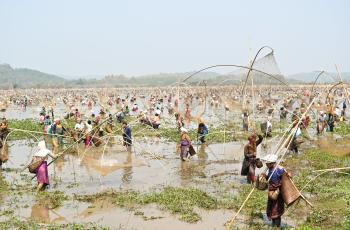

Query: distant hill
[[0, 63, 349, 88], [0, 63, 67, 89], [287, 72, 350, 83]]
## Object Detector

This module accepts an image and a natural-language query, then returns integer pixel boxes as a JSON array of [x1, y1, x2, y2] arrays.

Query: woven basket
[[281, 173, 301, 206]]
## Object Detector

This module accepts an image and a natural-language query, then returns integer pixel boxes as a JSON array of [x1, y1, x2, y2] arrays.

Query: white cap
[[180, 127, 188, 133], [261, 154, 278, 163], [155, 109, 161, 115]]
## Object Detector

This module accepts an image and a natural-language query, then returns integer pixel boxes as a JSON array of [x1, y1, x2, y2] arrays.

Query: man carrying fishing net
[[260, 154, 286, 228]]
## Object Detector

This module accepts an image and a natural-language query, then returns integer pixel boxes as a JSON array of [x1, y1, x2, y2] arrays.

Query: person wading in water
[[32, 141, 59, 192], [122, 121, 132, 151], [179, 127, 191, 161], [261, 154, 287, 228], [241, 132, 263, 183]]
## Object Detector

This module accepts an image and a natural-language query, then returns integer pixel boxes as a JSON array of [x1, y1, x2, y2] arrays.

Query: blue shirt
[[123, 126, 132, 139], [267, 166, 285, 187]]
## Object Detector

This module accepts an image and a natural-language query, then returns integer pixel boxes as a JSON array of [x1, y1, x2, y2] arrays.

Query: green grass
[[7, 117, 253, 143], [0, 172, 9, 205], [0, 172, 8, 193], [335, 121, 350, 136], [0, 217, 110, 230], [76, 186, 225, 223], [8, 119, 44, 140], [228, 146, 350, 229], [285, 148, 350, 229], [7, 118, 77, 141], [36, 190, 68, 209]]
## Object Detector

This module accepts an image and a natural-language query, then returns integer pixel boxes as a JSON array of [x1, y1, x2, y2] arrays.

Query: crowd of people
[[0, 84, 348, 228]]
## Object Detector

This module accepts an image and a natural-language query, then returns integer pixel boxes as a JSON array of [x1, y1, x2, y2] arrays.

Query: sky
[[0, 0, 349, 77]]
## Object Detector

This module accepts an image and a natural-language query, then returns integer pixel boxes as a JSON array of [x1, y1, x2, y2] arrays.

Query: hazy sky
[[0, 0, 349, 77]]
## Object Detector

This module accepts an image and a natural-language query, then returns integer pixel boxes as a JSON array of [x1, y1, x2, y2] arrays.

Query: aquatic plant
[[36, 190, 68, 209], [335, 121, 350, 136], [76, 186, 224, 223], [8, 119, 43, 140], [7, 117, 268, 144], [0, 173, 8, 193], [0, 217, 110, 230], [286, 149, 350, 229]]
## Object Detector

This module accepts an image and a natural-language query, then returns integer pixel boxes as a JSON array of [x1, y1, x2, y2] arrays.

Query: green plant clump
[[76, 186, 221, 223]]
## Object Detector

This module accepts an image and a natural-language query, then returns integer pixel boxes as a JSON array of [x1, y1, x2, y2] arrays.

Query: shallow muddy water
[[4, 139, 262, 194], [0, 138, 277, 229]]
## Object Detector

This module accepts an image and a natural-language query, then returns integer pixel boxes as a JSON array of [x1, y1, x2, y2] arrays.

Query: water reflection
[[30, 203, 50, 223], [122, 152, 133, 184], [30, 202, 67, 224]]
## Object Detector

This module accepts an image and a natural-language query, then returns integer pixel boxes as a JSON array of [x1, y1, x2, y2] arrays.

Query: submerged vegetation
[[36, 190, 69, 209], [291, 149, 350, 229], [0, 217, 110, 230], [206, 145, 350, 229], [334, 121, 350, 136], [7, 119, 43, 140], [76, 186, 225, 223], [7, 118, 248, 143], [1, 102, 349, 229]]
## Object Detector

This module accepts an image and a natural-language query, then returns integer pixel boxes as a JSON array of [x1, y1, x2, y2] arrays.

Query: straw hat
[[38, 140, 46, 150], [261, 154, 278, 163], [180, 127, 188, 133]]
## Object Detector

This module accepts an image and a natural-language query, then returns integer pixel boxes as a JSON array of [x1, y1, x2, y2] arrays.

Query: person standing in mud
[[291, 109, 299, 123], [43, 115, 51, 133], [197, 122, 208, 144], [32, 141, 58, 192], [179, 127, 191, 161], [74, 108, 81, 122], [316, 111, 326, 135], [84, 120, 93, 147], [0, 117, 9, 147], [342, 100, 347, 119], [241, 132, 263, 183], [50, 119, 67, 146], [279, 107, 287, 121], [105, 114, 114, 133], [261, 154, 286, 228], [122, 121, 132, 150], [184, 104, 191, 128], [175, 113, 184, 132], [326, 112, 335, 132], [0, 117, 9, 167], [56, 119, 67, 146], [48, 106, 55, 121], [242, 111, 249, 131]]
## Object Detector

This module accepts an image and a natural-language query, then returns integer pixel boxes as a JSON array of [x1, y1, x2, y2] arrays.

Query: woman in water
[[179, 127, 191, 161], [33, 141, 58, 192]]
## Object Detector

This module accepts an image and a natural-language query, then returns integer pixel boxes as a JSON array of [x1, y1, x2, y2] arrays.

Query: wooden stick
[[225, 187, 255, 229], [225, 96, 318, 228], [314, 167, 350, 172]]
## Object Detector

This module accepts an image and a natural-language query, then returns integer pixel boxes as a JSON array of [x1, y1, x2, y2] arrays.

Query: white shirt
[[85, 122, 92, 133], [75, 123, 83, 131]]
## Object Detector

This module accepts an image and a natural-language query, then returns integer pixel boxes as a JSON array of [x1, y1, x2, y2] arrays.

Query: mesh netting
[[236, 52, 284, 82], [250, 52, 282, 76]]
